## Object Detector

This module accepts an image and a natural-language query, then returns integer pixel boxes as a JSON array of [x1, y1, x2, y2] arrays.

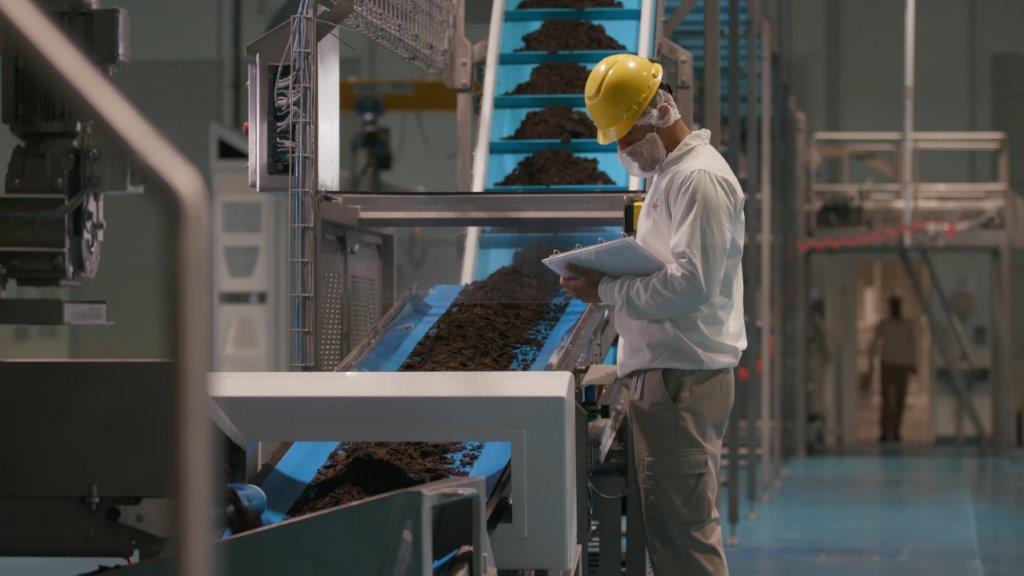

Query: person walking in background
[[870, 296, 918, 443]]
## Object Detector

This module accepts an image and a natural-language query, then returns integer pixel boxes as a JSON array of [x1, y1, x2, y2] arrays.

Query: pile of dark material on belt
[[507, 106, 597, 142], [287, 246, 568, 517], [517, 20, 625, 53]]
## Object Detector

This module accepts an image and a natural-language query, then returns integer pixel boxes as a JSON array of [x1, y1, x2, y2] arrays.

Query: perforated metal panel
[[348, 274, 379, 348], [314, 227, 391, 371], [319, 271, 345, 370]]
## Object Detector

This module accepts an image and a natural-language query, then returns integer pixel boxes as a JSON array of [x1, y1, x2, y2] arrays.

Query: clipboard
[[542, 237, 664, 278]]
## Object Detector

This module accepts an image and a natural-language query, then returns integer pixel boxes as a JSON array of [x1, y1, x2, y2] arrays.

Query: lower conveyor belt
[[251, 283, 588, 528]]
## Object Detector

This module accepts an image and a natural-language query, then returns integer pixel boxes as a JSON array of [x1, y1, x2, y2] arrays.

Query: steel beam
[[328, 193, 625, 227], [743, 0, 761, 516], [792, 106, 809, 459], [725, 0, 742, 545], [704, 0, 721, 148], [664, 0, 698, 34], [758, 17, 773, 500], [897, 247, 987, 441]]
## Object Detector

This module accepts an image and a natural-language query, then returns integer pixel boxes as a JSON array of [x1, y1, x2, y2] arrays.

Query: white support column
[[460, 0, 506, 284], [901, 0, 916, 244]]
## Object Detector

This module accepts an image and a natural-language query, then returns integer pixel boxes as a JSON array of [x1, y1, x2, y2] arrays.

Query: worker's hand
[[560, 264, 606, 304]]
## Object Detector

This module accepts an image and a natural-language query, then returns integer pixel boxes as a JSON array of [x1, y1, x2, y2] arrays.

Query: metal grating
[[319, 271, 345, 370], [344, 0, 456, 73], [348, 274, 378, 349]]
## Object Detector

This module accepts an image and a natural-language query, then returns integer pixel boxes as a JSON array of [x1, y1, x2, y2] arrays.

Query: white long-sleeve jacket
[[598, 129, 747, 376]]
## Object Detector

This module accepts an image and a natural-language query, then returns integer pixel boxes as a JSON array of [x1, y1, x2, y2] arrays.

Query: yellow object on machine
[[624, 194, 644, 236], [340, 78, 457, 111]]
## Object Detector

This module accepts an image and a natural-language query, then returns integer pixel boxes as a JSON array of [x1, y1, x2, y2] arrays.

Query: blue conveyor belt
[[253, 282, 587, 529], [487, 0, 647, 192]]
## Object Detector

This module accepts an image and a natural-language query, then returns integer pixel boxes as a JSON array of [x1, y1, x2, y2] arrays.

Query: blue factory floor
[[724, 450, 1024, 576], [4, 451, 1022, 575]]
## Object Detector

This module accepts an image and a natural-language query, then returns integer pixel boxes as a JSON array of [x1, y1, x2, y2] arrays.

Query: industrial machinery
[[0, 0, 173, 563], [2, 0, 780, 574], [0, 0, 212, 573], [205, 1, 773, 574], [0, 0, 131, 325]]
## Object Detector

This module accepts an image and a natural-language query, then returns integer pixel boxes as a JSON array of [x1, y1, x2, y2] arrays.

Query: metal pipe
[[665, 0, 699, 35], [901, 0, 916, 244], [792, 105, 809, 459], [994, 238, 1012, 452], [450, 0, 473, 192], [898, 247, 987, 440], [655, 0, 665, 43], [759, 17, 772, 499], [638, 0, 655, 57], [743, 0, 760, 515], [456, 92, 474, 191], [704, 0, 721, 148], [0, 1, 213, 574], [460, 0, 506, 284], [725, 0, 742, 544]]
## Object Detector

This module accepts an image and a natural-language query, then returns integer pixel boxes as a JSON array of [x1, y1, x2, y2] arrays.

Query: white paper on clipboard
[[542, 237, 664, 278]]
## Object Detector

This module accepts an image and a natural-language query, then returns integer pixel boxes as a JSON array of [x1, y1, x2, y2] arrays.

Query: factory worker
[[560, 53, 746, 576], [870, 296, 918, 443]]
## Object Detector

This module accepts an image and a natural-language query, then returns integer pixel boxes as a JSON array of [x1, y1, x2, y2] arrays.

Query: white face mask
[[617, 131, 667, 178]]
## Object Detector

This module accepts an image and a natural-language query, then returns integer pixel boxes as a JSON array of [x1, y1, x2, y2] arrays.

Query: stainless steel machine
[[0, 1, 778, 574]]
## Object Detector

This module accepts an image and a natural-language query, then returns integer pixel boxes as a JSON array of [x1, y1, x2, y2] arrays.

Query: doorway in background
[[854, 259, 935, 445]]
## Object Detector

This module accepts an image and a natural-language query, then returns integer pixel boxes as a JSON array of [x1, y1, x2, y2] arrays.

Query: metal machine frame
[[211, 371, 579, 573], [235, 0, 783, 573], [311, 0, 780, 567], [793, 128, 1021, 452], [121, 476, 491, 576]]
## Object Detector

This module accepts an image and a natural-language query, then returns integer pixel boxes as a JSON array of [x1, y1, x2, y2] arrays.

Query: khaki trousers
[[629, 368, 734, 576]]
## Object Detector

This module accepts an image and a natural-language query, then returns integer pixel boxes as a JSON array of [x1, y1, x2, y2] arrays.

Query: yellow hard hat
[[585, 54, 664, 145]]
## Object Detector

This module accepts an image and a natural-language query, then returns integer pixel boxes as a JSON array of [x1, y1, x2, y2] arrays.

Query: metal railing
[[0, 1, 213, 575], [808, 131, 1012, 235]]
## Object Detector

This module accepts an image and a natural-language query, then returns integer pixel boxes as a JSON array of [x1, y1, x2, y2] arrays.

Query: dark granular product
[[497, 150, 614, 186], [518, 20, 625, 53], [509, 62, 590, 95], [403, 266, 567, 371], [518, 0, 623, 7], [288, 442, 473, 516], [508, 106, 596, 142], [285, 249, 567, 515]]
